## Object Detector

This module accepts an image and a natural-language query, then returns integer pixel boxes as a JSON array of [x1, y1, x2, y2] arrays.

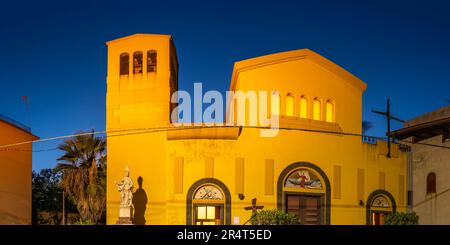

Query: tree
[[32, 168, 63, 224], [32, 168, 79, 225], [55, 131, 106, 224], [251, 209, 301, 225]]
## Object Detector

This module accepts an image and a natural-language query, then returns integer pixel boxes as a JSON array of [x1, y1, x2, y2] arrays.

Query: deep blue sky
[[1, 0, 449, 170]]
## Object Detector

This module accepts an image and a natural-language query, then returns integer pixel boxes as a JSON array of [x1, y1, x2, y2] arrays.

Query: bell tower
[[106, 34, 179, 131]]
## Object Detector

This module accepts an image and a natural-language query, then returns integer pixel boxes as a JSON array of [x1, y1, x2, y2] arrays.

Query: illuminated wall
[[0, 118, 38, 224], [106, 34, 407, 225]]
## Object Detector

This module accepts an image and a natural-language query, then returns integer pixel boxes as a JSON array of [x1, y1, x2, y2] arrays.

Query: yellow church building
[[106, 34, 408, 225]]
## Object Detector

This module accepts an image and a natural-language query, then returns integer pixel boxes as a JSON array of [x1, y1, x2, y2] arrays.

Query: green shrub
[[385, 212, 419, 225], [86, 184, 97, 196], [69, 219, 94, 225], [251, 209, 301, 225]]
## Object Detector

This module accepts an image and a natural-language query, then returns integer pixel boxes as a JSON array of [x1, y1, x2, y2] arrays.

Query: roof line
[[0, 113, 39, 139], [229, 48, 367, 92], [105, 33, 172, 45], [393, 116, 450, 134]]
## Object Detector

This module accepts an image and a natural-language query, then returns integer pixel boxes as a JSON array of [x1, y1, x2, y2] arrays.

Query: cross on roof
[[372, 98, 404, 158]]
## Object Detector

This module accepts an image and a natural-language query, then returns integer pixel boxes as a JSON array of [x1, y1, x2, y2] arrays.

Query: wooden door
[[286, 194, 322, 225]]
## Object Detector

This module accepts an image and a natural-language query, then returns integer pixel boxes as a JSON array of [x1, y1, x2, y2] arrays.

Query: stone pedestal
[[116, 206, 133, 225]]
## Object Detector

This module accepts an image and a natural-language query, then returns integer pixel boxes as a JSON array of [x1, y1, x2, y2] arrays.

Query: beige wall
[[412, 135, 450, 224]]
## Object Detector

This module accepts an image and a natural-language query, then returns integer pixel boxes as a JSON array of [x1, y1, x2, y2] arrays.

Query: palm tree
[[55, 131, 106, 224]]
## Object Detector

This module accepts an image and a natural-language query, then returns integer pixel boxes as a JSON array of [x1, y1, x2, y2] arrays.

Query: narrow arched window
[[300, 96, 308, 118], [119, 53, 129, 75], [326, 100, 334, 122], [147, 50, 157, 73], [133, 51, 143, 74], [313, 98, 321, 120], [427, 172, 436, 194], [286, 94, 294, 116], [271, 92, 280, 116]]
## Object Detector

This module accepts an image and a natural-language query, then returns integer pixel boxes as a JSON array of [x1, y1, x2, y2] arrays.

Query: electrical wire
[[0, 124, 449, 152]]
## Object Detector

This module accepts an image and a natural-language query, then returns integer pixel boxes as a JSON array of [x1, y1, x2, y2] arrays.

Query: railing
[[362, 135, 412, 152], [362, 135, 377, 145]]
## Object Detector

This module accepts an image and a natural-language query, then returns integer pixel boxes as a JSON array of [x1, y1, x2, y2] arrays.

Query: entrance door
[[286, 194, 322, 225], [194, 205, 223, 225], [371, 211, 388, 225]]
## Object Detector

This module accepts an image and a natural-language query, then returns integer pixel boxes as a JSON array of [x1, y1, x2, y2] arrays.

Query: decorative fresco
[[372, 196, 390, 208], [285, 169, 323, 190], [194, 185, 224, 200]]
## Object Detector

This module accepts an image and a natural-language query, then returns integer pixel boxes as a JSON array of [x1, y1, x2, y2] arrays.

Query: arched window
[[271, 92, 280, 116], [313, 98, 321, 120], [147, 50, 157, 73], [427, 172, 436, 194], [133, 51, 143, 74], [366, 190, 396, 225], [326, 100, 334, 122], [286, 94, 294, 116], [193, 184, 224, 225], [119, 53, 129, 75], [300, 96, 308, 118], [186, 178, 231, 225]]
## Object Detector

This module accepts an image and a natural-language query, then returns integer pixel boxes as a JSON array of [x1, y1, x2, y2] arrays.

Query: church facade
[[106, 34, 408, 225]]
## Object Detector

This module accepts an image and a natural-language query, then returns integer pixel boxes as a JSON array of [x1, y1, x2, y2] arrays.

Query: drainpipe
[[407, 149, 413, 212]]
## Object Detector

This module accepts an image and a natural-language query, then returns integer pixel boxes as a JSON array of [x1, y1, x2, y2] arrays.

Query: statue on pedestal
[[115, 166, 134, 224]]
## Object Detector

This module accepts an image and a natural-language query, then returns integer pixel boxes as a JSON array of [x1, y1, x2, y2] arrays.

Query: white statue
[[115, 166, 134, 207]]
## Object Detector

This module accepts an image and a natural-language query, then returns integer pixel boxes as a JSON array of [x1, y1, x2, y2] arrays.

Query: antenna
[[21, 96, 31, 127]]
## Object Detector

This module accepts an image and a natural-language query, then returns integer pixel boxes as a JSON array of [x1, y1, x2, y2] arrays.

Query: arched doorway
[[366, 190, 396, 225], [186, 178, 231, 225], [277, 162, 331, 225]]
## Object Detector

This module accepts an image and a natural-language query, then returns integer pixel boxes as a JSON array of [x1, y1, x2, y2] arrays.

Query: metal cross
[[243, 198, 264, 225], [372, 98, 404, 158], [245, 198, 264, 216]]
